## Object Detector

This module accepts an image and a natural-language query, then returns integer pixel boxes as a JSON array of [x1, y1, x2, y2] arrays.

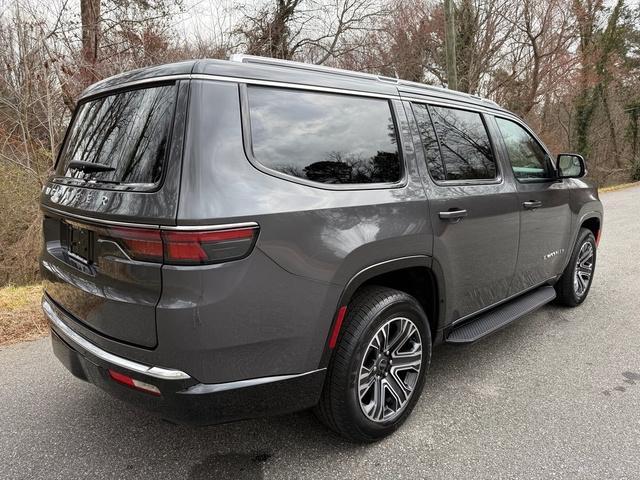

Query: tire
[[555, 228, 597, 307], [314, 286, 432, 442]]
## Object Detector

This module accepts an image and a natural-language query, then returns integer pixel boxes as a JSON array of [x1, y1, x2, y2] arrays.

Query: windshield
[[55, 83, 177, 188]]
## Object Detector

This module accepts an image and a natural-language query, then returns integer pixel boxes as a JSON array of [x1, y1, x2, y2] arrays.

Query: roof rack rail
[[396, 79, 499, 107], [228, 54, 499, 108], [229, 54, 385, 83]]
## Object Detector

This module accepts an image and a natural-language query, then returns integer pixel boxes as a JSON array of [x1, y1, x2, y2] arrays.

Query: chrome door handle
[[439, 209, 468, 221], [523, 200, 543, 210]]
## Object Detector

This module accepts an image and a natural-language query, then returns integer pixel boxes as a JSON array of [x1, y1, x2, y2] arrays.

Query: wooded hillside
[[1, 0, 639, 285]]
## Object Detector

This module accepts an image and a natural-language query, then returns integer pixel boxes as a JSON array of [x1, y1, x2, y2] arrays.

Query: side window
[[247, 86, 401, 185], [495, 117, 555, 180], [429, 106, 497, 181], [411, 103, 445, 181]]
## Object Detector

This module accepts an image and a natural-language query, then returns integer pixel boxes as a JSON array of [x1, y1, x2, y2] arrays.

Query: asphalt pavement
[[1, 186, 639, 479]]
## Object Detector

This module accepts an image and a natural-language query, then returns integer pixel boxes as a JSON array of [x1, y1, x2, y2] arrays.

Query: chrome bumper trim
[[183, 368, 327, 395], [42, 296, 191, 381]]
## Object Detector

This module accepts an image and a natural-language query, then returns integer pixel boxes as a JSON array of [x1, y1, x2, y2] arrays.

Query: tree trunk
[[80, 0, 100, 84], [444, 0, 458, 91]]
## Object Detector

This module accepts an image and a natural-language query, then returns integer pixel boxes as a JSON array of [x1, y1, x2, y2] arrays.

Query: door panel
[[408, 102, 520, 324], [510, 182, 572, 293], [492, 116, 572, 294], [429, 186, 520, 321]]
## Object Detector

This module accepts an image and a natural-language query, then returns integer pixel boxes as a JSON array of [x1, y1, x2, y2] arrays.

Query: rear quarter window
[[246, 86, 402, 186], [55, 84, 177, 189]]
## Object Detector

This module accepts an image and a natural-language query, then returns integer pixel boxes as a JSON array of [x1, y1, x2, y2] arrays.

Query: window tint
[[429, 106, 496, 181], [495, 117, 554, 180], [56, 84, 176, 187], [247, 86, 401, 185], [412, 103, 445, 181]]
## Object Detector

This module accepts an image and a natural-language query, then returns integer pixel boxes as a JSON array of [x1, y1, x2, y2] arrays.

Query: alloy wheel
[[357, 317, 423, 422], [574, 241, 594, 297]]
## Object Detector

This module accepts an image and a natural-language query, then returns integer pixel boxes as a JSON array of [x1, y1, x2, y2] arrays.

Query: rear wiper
[[68, 160, 116, 173]]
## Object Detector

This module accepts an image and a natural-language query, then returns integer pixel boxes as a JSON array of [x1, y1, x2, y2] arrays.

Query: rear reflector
[[102, 225, 259, 265], [329, 306, 347, 349], [108, 369, 161, 396], [595, 229, 602, 246]]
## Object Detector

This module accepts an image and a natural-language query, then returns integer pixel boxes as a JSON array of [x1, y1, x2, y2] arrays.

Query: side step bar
[[446, 286, 556, 344]]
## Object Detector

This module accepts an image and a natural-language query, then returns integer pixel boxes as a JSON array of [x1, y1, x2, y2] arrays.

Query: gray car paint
[[40, 58, 603, 387]]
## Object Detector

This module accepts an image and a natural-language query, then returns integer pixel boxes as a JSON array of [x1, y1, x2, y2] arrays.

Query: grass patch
[[0, 284, 46, 346], [599, 181, 640, 193]]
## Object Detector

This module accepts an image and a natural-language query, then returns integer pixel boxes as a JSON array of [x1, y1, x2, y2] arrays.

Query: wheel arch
[[318, 256, 444, 368], [560, 211, 602, 273], [580, 216, 601, 243]]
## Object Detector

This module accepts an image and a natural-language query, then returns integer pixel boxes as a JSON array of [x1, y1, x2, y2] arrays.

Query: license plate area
[[65, 223, 93, 264]]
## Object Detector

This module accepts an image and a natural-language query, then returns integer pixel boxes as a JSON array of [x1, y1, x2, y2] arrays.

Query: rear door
[[40, 81, 187, 348], [410, 102, 520, 324], [491, 116, 572, 294]]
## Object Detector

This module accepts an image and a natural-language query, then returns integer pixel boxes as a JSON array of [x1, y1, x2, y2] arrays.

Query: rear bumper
[[44, 296, 325, 425]]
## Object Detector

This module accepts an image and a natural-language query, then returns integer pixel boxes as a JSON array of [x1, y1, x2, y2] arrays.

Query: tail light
[[103, 225, 259, 265], [106, 227, 164, 262]]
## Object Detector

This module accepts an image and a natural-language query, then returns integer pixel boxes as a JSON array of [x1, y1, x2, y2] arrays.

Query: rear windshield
[[55, 84, 177, 188]]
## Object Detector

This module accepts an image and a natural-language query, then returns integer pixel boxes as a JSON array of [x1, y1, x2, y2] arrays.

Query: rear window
[[55, 84, 177, 188], [246, 86, 401, 185]]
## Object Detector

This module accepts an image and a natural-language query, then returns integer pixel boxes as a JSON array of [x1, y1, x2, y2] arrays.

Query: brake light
[[163, 228, 257, 265], [107, 227, 163, 262], [104, 225, 259, 265]]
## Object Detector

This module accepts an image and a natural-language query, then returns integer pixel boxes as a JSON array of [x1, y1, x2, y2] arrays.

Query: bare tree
[[491, 0, 575, 117], [234, 0, 386, 64]]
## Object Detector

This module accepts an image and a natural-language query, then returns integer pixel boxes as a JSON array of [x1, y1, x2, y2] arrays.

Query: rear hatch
[[41, 80, 188, 348]]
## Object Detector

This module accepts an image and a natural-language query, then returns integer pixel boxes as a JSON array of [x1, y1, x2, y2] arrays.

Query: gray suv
[[40, 55, 603, 442]]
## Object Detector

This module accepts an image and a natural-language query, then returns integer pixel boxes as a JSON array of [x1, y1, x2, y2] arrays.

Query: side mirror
[[557, 153, 586, 178]]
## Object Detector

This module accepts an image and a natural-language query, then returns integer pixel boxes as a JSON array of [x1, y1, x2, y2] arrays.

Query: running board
[[446, 286, 556, 344]]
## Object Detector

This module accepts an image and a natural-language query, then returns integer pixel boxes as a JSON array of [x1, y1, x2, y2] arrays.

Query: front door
[[492, 116, 572, 294], [410, 102, 520, 323]]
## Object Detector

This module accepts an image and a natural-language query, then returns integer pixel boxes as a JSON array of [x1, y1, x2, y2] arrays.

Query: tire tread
[[315, 286, 430, 442]]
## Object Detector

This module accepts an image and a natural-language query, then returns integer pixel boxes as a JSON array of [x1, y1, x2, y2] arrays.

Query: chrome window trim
[[79, 72, 512, 110], [80, 73, 401, 102], [43, 296, 191, 380], [194, 74, 401, 99], [399, 94, 506, 116], [238, 83, 408, 191]]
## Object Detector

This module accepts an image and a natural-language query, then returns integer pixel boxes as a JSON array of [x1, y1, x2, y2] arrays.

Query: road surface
[[1, 186, 639, 479]]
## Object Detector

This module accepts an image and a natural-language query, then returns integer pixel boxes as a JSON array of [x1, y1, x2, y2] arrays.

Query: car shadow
[[47, 303, 570, 478]]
